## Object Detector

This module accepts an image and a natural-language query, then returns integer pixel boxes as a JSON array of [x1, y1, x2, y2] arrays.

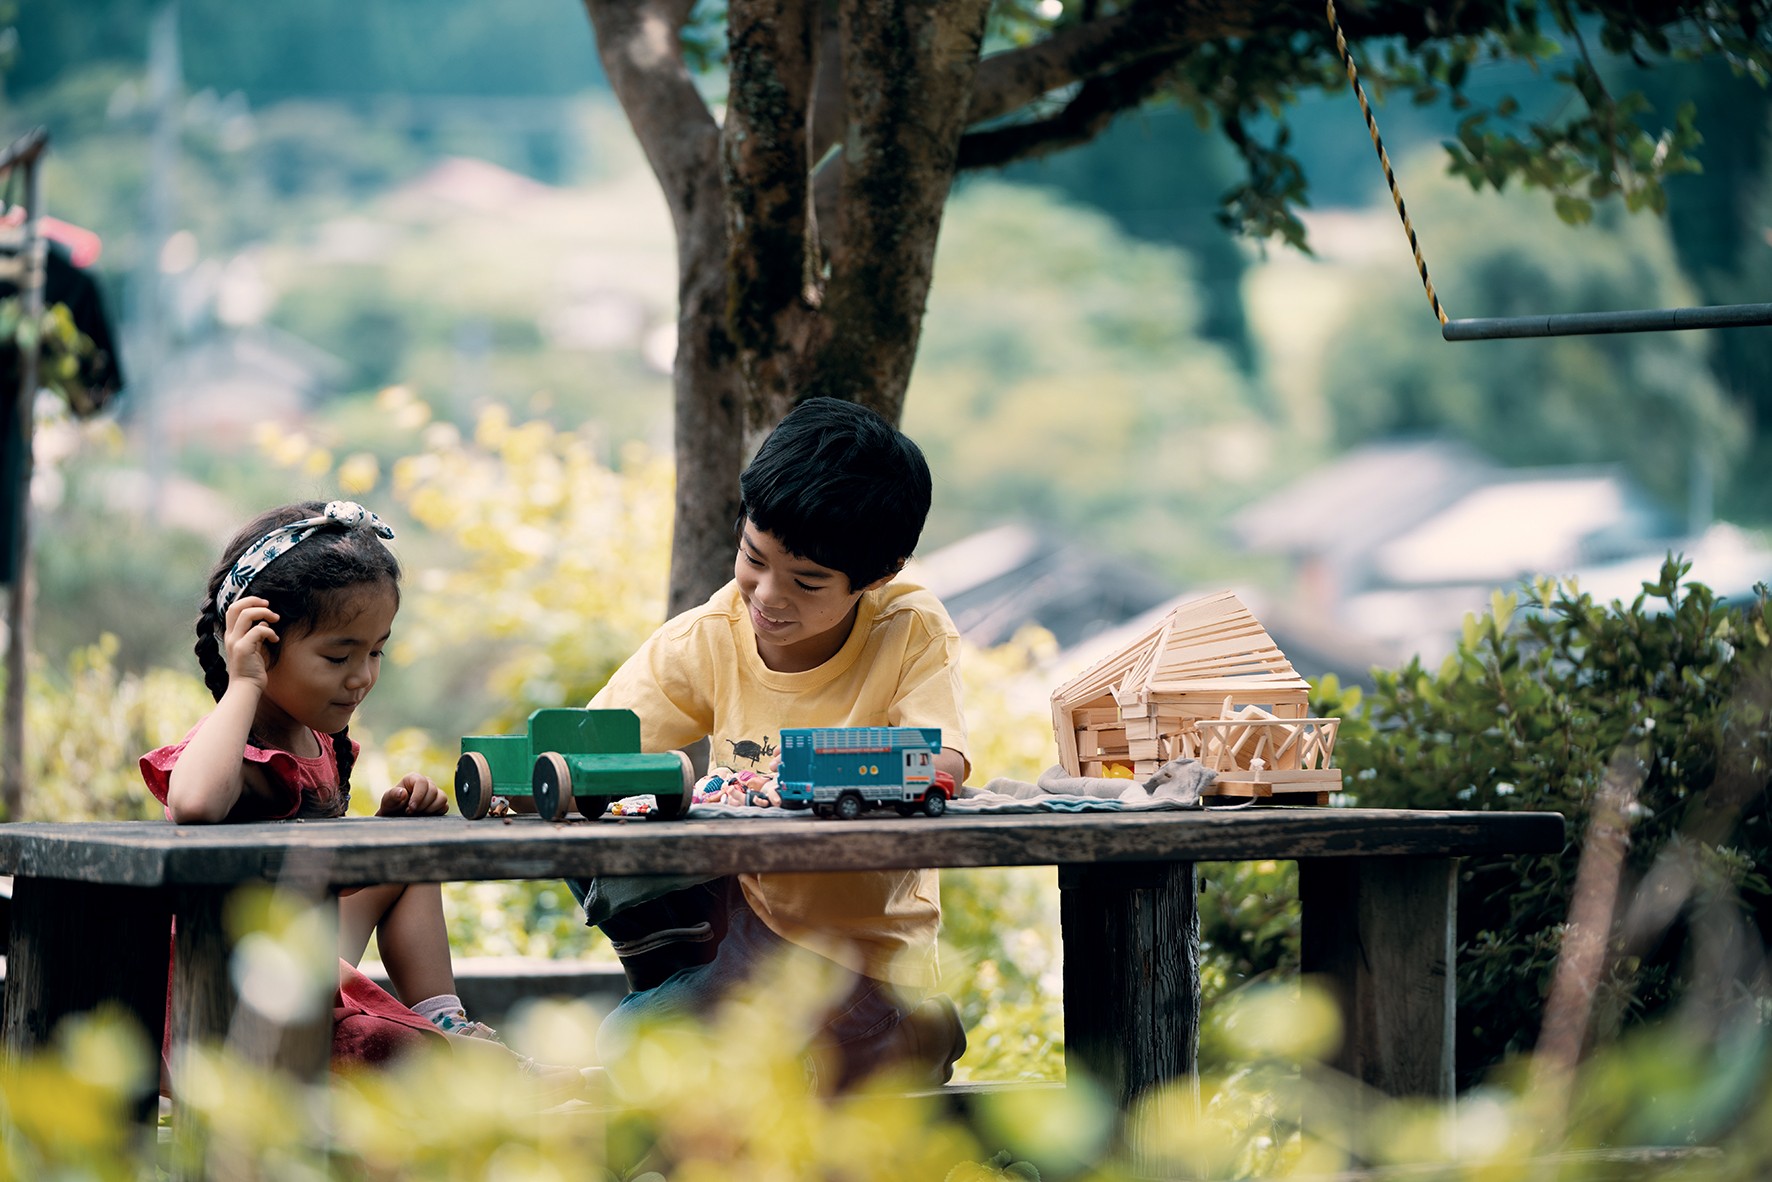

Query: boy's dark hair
[[738, 397, 932, 590], [195, 500, 402, 792]]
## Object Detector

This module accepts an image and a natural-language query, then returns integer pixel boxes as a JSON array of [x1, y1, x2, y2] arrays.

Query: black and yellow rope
[[1325, 0, 1448, 326]]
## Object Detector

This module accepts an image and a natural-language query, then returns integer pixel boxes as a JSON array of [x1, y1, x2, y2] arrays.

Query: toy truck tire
[[834, 792, 864, 821], [921, 791, 946, 818], [647, 750, 696, 821], [455, 752, 494, 820], [532, 752, 573, 822]]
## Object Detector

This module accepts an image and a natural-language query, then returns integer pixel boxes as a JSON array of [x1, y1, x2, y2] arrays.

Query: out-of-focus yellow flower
[[1217, 980, 1342, 1063], [337, 451, 380, 494]]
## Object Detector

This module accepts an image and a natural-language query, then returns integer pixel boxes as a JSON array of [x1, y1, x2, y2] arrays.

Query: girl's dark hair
[[195, 501, 401, 792]]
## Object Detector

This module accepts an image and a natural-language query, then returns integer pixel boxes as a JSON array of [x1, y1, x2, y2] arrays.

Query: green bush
[[6, 634, 214, 822], [1322, 558, 1772, 1085]]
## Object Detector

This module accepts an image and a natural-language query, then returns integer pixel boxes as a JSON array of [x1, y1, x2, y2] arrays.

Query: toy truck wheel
[[649, 750, 696, 821], [532, 752, 573, 822], [921, 791, 946, 818], [834, 792, 864, 821], [455, 752, 493, 820]]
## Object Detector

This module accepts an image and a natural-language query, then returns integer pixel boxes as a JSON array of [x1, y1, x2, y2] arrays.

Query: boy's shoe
[[432, 1011, 594, 1106], [902, 994, 968, 1086], [820, 993, 968, 1093]]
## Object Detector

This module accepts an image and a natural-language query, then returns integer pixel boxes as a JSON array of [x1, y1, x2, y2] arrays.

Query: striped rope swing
[[1324, 0, 1772, 341]]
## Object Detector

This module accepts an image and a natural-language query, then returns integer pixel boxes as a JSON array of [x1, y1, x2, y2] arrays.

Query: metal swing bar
[[1325, 0, 1772, 342], [1439, 303, 1772, 340]]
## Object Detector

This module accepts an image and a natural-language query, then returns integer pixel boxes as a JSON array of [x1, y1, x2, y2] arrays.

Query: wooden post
[[168, 883, 334, 1181], [1059, 860, 1199, 1108], [170, 883, 333, 1079], [0, 131, 49, 820], [3, 876, 170, 1130], [1298, 857, 1455, 1100]]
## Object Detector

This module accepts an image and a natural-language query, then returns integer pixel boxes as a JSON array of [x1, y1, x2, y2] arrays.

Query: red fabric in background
[[162, 957, 445, 1085], [333, 960, 445, 1063]]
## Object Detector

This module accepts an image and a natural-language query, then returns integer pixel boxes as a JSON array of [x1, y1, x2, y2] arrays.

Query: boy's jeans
[[596, 888, 964, 1092]]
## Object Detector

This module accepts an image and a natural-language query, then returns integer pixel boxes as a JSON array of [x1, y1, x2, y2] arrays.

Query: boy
[[584, 397, 969, 1091]]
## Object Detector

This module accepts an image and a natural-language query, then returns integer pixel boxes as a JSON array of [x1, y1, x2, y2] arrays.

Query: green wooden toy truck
[[455, 708, 694, 822]]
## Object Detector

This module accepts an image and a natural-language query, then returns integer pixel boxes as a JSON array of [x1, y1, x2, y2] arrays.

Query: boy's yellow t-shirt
[[588, 579, 969, 986]]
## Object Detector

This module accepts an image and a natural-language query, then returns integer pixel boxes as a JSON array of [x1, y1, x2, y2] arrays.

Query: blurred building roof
[[908, 523, 1177, 651], [1229, 438, 1495, 565], [1369, 467, 1680, 587], [155, 324, 347, 445], [385, 156, 558, 215], [1233, 437, 1761, 665]]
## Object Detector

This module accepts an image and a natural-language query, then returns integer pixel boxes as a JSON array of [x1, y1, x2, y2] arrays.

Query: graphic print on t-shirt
[[724, 735, 777, 767]]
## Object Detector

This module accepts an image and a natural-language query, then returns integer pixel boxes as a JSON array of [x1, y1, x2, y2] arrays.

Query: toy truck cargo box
[[776, 726, 949, 819]]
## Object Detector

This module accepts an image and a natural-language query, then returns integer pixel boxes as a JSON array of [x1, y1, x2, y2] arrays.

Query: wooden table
[[1, 807, 1564, 1116]]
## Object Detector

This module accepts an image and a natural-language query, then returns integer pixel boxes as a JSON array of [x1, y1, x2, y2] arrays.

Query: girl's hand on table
[[377, 773, 448, 816]]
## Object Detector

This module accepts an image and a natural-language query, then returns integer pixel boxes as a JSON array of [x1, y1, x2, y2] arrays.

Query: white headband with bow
[[214, 501, 395, 616]]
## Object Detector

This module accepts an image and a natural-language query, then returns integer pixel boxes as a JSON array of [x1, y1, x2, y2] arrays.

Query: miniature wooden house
[[1050, 590, 1342, 801]]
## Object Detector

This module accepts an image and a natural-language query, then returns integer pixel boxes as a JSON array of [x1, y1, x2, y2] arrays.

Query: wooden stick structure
[[1050, 592, 1342, 802]]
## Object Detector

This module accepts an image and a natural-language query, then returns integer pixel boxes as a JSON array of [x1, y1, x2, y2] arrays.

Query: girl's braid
[[331, 726, 357, 797], [193, 596, 232, 703]]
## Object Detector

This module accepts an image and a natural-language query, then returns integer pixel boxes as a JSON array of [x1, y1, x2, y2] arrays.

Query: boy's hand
[[377, 773, 448, 816], [222, 596, 279, 690]]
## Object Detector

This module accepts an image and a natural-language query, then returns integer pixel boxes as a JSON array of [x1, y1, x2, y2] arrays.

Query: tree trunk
[[582, 0, 1256, 610]]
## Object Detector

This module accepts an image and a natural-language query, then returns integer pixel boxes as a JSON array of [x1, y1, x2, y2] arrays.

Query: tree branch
[[966, 1, 1249, 128], [582, 0, 720, 239], [809, 4, 846, 166], [584, 0, 742, 617], [958, 50, 1185, 170]]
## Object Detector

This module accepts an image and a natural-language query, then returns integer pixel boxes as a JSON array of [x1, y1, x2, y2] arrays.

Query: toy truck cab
[[776, 726, 951, 819], [456, 708, 693, 822]]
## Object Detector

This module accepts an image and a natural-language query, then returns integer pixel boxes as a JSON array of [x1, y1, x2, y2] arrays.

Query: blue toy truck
[[776, 726, 952, 819], [456, 708, 693, 822]]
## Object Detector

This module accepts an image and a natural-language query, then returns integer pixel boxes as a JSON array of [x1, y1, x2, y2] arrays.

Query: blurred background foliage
[[1313, 562, 1772, 1088], [7, 968, 1771, 1180], [4, 0, 1772, 1167]]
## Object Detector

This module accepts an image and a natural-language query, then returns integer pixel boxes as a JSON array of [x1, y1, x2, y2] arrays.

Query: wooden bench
[[0, 807, 1563, 1128]]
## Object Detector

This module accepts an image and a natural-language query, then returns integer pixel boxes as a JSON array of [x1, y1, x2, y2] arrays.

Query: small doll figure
[[693, 771, 730, 804]]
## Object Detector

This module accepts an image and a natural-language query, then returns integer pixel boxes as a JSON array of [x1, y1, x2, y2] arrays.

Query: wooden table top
[[0, 808, 1565, 889]]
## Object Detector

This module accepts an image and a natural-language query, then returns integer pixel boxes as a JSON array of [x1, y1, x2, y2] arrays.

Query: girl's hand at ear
[[377, 773, 448, 816], [222, 596, 279, 690]]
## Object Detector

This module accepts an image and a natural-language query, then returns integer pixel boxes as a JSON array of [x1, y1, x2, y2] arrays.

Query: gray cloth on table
[[965, 758, 1213, 810]]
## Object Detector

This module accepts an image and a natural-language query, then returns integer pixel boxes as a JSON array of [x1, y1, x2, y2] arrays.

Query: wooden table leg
[[1059, 861, 1199, 1108], [2, 876, 170, 1129], [1298, 857, 1455, 1100], [169, 883, 335, 1181], [170, 883, 333, 1079]]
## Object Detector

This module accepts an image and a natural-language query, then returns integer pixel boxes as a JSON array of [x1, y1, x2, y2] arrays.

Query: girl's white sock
[[412, 993, 466, 1026]]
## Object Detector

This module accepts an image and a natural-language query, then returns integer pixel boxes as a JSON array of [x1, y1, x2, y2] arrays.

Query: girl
[[140, 500, 562, 1080]]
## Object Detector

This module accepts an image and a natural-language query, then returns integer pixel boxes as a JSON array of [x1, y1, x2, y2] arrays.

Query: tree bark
[[724, 0, 819, 448], [798, 0, 993, 423]]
